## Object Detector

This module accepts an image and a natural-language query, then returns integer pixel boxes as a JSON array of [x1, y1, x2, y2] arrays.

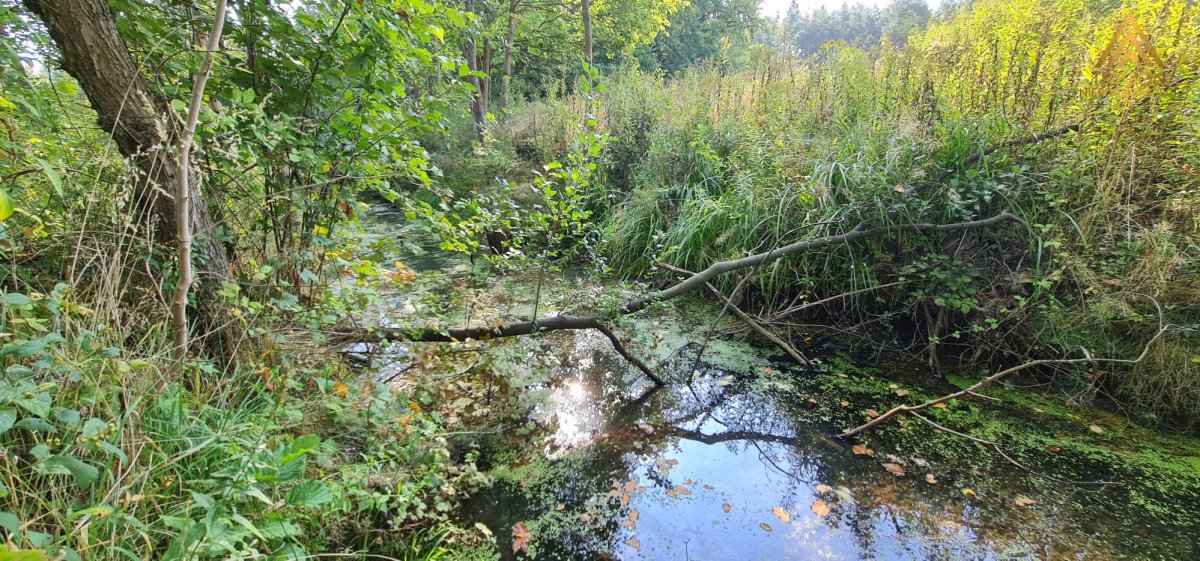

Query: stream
[[362, 208, 1200, 561]]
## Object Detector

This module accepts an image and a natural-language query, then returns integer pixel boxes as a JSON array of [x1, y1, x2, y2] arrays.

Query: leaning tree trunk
[[463, 0, 485, 140], [23, 0, 237, 360]]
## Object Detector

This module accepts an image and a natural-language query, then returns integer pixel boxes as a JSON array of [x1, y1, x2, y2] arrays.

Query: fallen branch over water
[[840, 324, 1179, 438], [336, 211, 1023, 387]]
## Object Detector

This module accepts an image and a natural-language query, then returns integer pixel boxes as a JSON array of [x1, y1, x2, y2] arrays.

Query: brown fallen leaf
[[864, 408, 880, 418], [620, 493, 631, 507], [1089, 424, 1105, 434], [666, 489, 678, 499], [625, 479, 638, 492], [840, 401, 850, 407], [811, 499, 831, 517], [925, 473, 938, 485], [771, 506, 791, 522], [1015, 496, 1036, 507], [703, 484, 715, 490], [814, 484, 833, 494], [621, 509, 640, 530], [579, 513, 592, 522], [961, 488, 976, 498], [625, 535, 641, 552], [759, 522, 773, 532], [851, 444, 874, 456], [722, 503, 732, 513], [512, 521, 532, 554], [806, 398, 818, 404], [1046, 445, 1063, 453], [673, 485, 691, 496], [332, 380, 350, 398], [555, 503, 565, 511], [608, 489, 620, 497], [882, 463, 906, 476], [666, 459, 679, 466], [895, 389, 909, 397]]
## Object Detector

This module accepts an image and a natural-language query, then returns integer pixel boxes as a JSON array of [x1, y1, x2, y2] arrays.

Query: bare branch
[[841, 325, 1179, 438]]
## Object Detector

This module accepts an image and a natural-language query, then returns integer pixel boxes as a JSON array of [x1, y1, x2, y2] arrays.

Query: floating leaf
[[512, 521, 532, 553], [851, 444, 874, 456], [703, 484, 715, 490], [806, 398, 818, 404], [673, 485, 691, 496], [811, 499, 831, 517], [864, 408, 880, 418], [625, 535, 641, 552], [962, 488, 977, 498], [895, 389, 909, 397], [722, 503, 731, 513], [882, 463, 906, 477], [814, 484, 833, 494], [912, 458, 930, 468], [555, 503, 565, 511], [771, 506, 791, 522], [621, 509, 640, 530], [1089, 424, 1105, 434], [759, 522, 773, 532], [840, 401, 850, 407], [1015, 496, 1035, 507], [925, 473, 938, 485], [716, 375, 734, 386], [579, 513, 592, 523]]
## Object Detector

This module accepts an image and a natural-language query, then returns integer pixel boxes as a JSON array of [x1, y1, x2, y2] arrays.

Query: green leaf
[[0, 510, 19, 533], [285, 480, 332, 508], [0, 293, 31, 305], [0, 406, 15, 435], [0, 550, 47, 561], [35, 158, 63, 198], [279, 434, 320, 465], [0, 189, 14, 222], [43, 455, 99, 487]]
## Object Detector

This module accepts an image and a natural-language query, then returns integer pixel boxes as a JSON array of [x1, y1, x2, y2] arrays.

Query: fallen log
[[334, 211, 1024, 387]]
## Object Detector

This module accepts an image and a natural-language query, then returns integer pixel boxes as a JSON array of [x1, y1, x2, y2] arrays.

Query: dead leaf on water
[[840, 401, 850, 407], [759, 522, 773, 532], [1015, 496, 1036, 507], [673, 485, 691, 496], [722, 503, 731, 513], [851, 444, 874, 456], [555, 503, 565, 511], [579, 512, 592, 522], [912, 458, 930, 468], [961, 488, 976, 498], [811, 499, 831, 517], [771, 506, 791, 522], [666, 459, 679, 466], [512, 521, 532, 554], [925, 473, 938, 485], [882, 463, 906, 476], [666, 489, 678, 499], [895, 389, 910, 397], [625, 535, 641, 552], [806, 398, 818, 404], [703, 484, 715, 490], [814, 484, 833, 494], [864, 409, 880, 418], [716, 375, 735, 386], [1089, 424, 1105, 434]]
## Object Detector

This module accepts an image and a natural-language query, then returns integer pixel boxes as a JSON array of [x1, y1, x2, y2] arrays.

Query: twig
[[841, 324, 1179, 438], [657, 262, 816, 371], [909, 413, 1118, 486]]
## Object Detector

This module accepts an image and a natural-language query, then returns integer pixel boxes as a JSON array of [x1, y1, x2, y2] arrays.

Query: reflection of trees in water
[[474, 336, 1135, 560]]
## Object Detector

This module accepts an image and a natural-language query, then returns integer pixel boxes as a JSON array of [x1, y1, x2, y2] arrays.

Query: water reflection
[[463, 328, 1198, 561]]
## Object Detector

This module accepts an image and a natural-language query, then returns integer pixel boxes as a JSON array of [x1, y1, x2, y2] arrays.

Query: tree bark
[[581, 0, 593, 64], [499, 0, 518, 111], [23, 0, 236, 358], [464, 0, 485, 140]]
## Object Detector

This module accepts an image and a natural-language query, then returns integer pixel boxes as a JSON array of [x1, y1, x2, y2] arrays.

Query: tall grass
[[496, 0, 1200, 427]]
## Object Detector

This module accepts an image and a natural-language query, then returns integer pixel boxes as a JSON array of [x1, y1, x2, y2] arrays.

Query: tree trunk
[[463, 0, 485, 140], [581, 0, 593, 64], [499, 0, 518, 111], [23, 0, 236, 359], [480, 39, 493, 118]]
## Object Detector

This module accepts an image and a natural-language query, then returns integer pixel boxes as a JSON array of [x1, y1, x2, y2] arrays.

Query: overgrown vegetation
[[1, 0, 1199, 558]]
